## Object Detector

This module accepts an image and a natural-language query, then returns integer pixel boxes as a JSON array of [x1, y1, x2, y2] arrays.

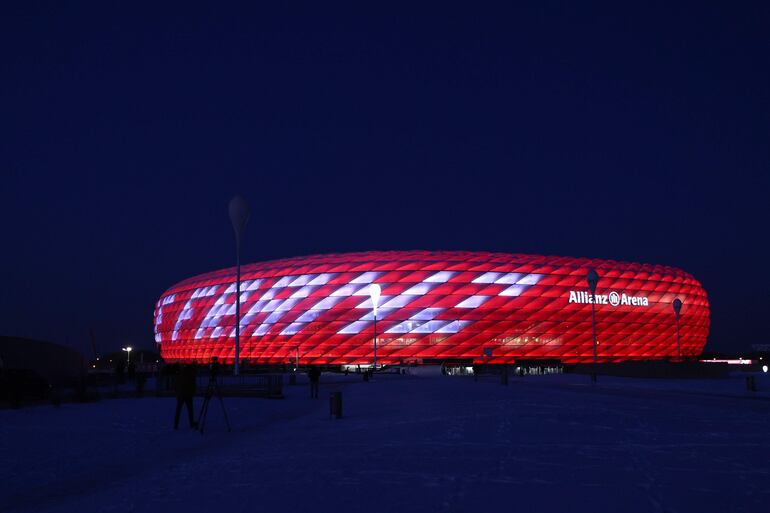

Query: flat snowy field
[[2, 371, 769, 513]]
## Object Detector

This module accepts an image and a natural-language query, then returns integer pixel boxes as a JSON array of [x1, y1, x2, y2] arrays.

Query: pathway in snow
[[2, 373, 769, 513]]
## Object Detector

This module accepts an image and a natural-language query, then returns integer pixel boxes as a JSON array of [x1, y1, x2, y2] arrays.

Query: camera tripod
[[197, 375, 232, 434]]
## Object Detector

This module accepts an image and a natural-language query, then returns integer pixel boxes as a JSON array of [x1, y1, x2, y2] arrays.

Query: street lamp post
[[586, 268, 599, 383], [673, 298, 683, 362], [229, 196, 250, 376], [369, 283, 381, 373], [122, 346, 133, 365]]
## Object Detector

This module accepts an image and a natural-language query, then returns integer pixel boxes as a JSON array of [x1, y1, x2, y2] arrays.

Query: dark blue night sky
[[1, 2, 768, 355]]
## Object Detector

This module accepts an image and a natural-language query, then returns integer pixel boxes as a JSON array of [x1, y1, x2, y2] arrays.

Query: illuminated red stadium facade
[[154, 251, 709, 365]]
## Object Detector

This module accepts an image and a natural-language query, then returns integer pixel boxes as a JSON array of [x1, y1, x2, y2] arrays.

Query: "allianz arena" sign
[[568, 290, 650, 307]]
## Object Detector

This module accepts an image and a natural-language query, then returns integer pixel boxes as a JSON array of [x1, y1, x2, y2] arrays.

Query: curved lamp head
[[369, 283, 381, 317], [586, 268, 599, 295], [122, 346, 132, 352], [672, 298, 683, 316], [228, 195, 251, 248]]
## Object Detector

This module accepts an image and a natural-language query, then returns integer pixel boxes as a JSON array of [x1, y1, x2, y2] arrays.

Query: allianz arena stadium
[[154, 251, 709, 365]]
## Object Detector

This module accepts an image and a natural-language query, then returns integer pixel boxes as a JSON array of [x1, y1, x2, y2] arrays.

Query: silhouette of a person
[[308, 366, 321, 399], [174, 364, 198, 429], [116, 361, 126, 384]]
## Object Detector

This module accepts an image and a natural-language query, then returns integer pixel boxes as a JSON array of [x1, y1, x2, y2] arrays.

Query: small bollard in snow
[[746, 376, 757, 392], [330, 391, 343, 419]]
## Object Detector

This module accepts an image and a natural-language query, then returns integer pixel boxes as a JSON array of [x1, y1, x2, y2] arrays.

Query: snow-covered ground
[[2, 371, 769, 513]]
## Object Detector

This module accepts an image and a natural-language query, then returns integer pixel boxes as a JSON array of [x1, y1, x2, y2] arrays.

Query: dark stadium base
[[160, 360, 731, 380], [568, 360, 729, 379]]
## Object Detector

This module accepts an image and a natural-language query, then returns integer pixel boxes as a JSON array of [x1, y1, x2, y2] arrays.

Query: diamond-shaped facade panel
[[154, 251, 710, 365]]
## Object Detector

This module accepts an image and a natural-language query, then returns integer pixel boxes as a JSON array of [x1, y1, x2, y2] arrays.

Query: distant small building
[[0, 336, 84, 385]]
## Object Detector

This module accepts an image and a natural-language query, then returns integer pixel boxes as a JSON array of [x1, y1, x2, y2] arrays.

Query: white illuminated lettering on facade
[[568, 290, 649, 307]]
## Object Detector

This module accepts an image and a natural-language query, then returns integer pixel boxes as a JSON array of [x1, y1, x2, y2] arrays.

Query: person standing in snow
[[174, 364, 198, 429], [308, 366, 321, 399]]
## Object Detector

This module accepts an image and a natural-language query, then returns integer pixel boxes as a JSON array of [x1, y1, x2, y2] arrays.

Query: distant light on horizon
[[700, 358, 752, 365]]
